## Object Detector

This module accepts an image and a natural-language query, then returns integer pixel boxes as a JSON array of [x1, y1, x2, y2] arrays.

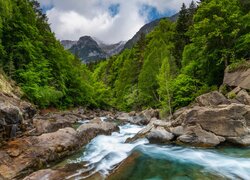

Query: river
[[58, 123, 250, 180]]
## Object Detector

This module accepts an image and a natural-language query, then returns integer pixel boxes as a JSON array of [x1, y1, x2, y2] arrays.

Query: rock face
[[60, 40, 77, 50], [223, 68, 250, 90], [130, 91, 250, 147], [63, 36, 125, 63], [0, 120, 118, 179], [69, 36, 107, 63], [0, 93, 36, 142]]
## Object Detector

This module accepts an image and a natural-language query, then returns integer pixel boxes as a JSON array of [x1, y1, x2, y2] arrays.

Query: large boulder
[[0, 128, 78, 179], [177, 125, 225, 147], [195, 91, 230, 106], [33, 117, 73, 135], [0, 120, 118, 179], [176, 104, 250, 137], [223, 68, 250, 90], [146, 126, 174, 143], [77, 121, 119, 144], [0, 102, 23, 125], [130, 91, 250, 147], [235, 90, 250, 106]]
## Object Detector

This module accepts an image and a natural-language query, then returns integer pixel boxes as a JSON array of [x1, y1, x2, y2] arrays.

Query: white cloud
[[38, 0, 193, 43]]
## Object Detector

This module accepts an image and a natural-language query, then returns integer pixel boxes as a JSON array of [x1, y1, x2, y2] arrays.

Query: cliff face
[[0, 71, 36, 145]]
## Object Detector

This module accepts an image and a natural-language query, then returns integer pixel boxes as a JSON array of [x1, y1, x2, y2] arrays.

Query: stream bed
[[56, 123, 250, 180]]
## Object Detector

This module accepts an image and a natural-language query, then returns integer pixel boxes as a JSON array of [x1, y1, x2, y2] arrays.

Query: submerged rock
[[23, 163, 103, 180]]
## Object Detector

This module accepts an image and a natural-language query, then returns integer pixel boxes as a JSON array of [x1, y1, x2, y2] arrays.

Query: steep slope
[[61, 40, 77, 50], [69, 36, 107, 63], [98, 41, 126, 56], [123, 14, 178, 49], [123, 18, 162, 49]]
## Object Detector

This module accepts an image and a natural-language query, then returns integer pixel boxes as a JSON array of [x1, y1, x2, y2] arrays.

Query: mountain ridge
[[61, 13, 179, 63]]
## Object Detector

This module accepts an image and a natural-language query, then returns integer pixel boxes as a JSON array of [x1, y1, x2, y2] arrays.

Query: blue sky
[[38, 0, 193, 43]]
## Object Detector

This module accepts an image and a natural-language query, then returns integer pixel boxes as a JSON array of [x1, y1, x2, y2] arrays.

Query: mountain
[[123, 14, 178, 49], [98, 41, 126, 56], [61, 40, 77, 50], [61, 13, 178, 63], [62, 37, 125, 63], [123, 18, 162, 49], [69, 36, 108, 63]]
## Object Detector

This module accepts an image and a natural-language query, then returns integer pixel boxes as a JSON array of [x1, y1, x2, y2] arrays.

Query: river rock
[[23, 163, 103, 180], [226, 135, 250, 146], [126, 119, 171, 143], [177, 104, 250, 137], [33, 118, 73, 135], [235, 90, 250, 105], [146, 126, 174, 143], [117, 109, 159, 125], [195, 91, 230, 106], [77, 121, 119, 144], [177, 125, 225, 147], [108, 152, 141, 180], [130, 91, 250, 147], [0, 128, 78, 179], [0, 120, 119, 179]]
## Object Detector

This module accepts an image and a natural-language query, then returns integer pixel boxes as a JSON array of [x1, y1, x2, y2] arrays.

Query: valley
[[0, 0, 249, 179]]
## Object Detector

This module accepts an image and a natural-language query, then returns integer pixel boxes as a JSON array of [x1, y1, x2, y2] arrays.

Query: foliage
[[227, 59, 250, 73], [0, 0, 103, 108], [1, 0, 249, 114]]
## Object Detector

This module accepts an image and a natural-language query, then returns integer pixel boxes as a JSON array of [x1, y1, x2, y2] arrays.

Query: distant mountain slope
[[61, 40, 77, 50], [124, 14, 178, 49], [98, 41, 126, 57], [69, 36, 107, 63], [61, 13, 179, 63], [62, 37, 125, 63]]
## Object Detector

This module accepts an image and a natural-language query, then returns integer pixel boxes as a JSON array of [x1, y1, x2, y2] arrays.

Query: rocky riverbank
[[0, 87, 159, 179], [0, 115, 118, 179], [1, 67, 250, 179], [128, 90, 250, 147]]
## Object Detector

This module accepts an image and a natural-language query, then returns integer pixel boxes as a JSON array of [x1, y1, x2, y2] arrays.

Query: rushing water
[[64, 123, 250, 180]]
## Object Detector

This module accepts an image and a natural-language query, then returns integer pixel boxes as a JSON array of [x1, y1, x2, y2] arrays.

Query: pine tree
[[173, 3, 189, 68]]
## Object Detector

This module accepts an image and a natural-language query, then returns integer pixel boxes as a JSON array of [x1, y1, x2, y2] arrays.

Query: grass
[[227, 60, 250, 73]]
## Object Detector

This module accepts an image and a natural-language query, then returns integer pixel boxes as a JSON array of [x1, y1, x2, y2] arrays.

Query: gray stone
[[177, 125, 225, 147], [223, 68, 250, 90], [146, 127, 174, 143], [195, 91, 230, 106], [236, 90, 250, 105]]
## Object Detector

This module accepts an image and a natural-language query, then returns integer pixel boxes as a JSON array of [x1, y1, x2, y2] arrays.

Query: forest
[[0, 0, 249, 116]]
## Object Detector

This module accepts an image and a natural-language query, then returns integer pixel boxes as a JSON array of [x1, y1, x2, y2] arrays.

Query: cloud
[[38, 0, 194, 43]]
